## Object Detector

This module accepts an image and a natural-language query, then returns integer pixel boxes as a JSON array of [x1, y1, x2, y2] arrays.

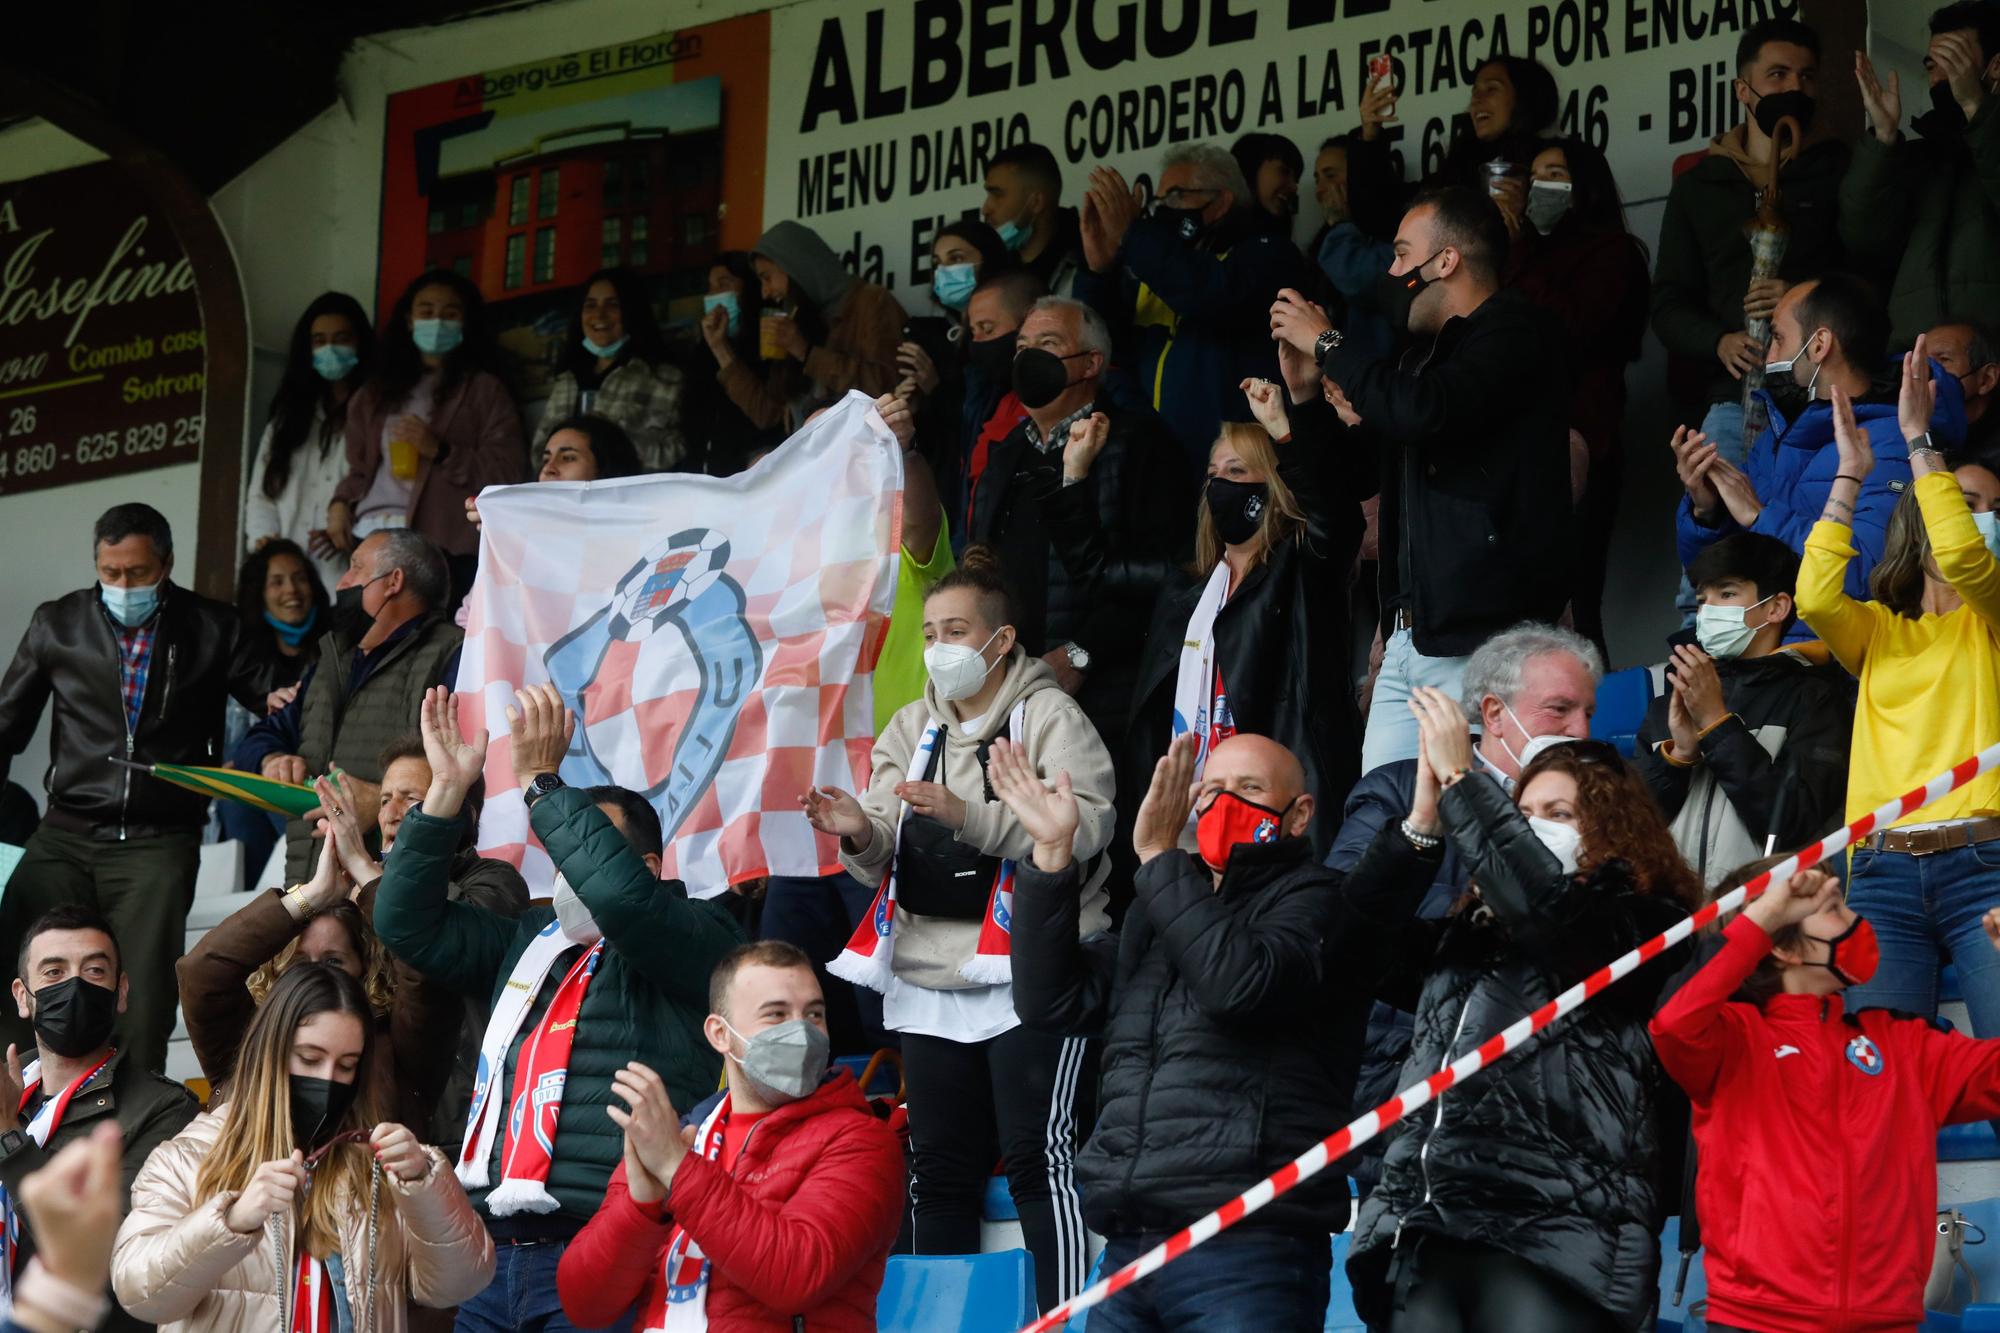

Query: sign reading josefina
[[0, 161, 206, 497]]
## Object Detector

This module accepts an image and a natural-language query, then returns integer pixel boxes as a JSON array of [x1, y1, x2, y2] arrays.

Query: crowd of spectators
[[8, 8, 2000, 1331]]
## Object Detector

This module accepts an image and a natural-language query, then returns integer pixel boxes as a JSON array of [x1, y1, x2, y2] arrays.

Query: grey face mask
[[721, 1017, 830, 1104]]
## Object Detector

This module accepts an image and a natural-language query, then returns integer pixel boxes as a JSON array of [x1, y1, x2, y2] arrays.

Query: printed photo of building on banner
[[375, 18, 770, 403]]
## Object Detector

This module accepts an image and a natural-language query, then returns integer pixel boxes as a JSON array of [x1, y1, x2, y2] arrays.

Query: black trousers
[[901, 1024, 1094, 1315], [2, 823, 198, 1073], [1390, 1237, 1621, 1333]]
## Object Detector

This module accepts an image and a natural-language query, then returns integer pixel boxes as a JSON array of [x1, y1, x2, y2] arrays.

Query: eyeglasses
[[1155, 187, 1218, 209]]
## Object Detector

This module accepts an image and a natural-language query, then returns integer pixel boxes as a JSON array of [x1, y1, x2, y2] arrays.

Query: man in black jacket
[[1635, 533, 1853, 886], [1272, 184, 1571, 776], [968, 296, 1194, 749], [1003, 731, 1422, 1332], [0, 504, 270, 1072], [0, 905, 197, 1333]]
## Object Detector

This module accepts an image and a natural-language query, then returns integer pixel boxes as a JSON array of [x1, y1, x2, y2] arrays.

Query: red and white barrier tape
[[1020, 740, 2000, 1332]]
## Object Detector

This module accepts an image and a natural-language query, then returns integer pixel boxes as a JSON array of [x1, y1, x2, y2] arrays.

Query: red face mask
[[1195, 790, 1294, 871], [1805, 915, 1880, 987]]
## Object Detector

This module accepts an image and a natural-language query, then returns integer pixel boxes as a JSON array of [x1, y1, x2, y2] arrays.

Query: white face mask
[[1694, 592, 1776, 659], [1527, 815, 1583, 875], [1975, 509, 2000, 561], [551, 873, 601, 945], [924, 627, 1003, 702], [1498, 700, 1574, 774]]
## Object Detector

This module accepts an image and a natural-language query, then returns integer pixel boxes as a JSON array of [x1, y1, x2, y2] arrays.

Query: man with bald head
[[997, 731, 1427, 1330]]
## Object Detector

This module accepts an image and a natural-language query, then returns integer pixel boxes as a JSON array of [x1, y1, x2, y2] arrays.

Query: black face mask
[[967, 333, 1018, 385], [29, 977, 118, 1059], [1158, 204, 1211, 246], [289, 1075, 358, 1149], [1750, 88, 1817, 139], [1012, 347, 1092, 410], [1374, 251, 1444, 334], [1205, 477, 1269, 546]]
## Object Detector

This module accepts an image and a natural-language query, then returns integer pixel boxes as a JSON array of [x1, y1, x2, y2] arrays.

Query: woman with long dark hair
[[112, 964, 493, 1333], [689, 251, 781, 474], [1347, 691, 1700, 1331], [245, 293, 374, 589], [233, 540, 329, 687], [899, 219, 1015, 520], [1434, 55, 1561, 226], [327, 268, 525, 598], [531, 267, 686, 474], [1509, 135, 1652, 653]]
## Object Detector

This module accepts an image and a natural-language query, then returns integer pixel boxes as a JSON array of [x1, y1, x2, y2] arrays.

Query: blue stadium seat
[[1591, 665, 1662, 759], [1326, 1233, 1365, 1332], [1941, 1123, 2000, 1162], [1069, 1251, 1107, 1333], [1939, 1197, 2000, 1313], [878, 1252, 1036, 1333], [983, 1174, 1018, 1221], [832, 1053, 901, 1096], [1655, 1217, 1708, 1333]]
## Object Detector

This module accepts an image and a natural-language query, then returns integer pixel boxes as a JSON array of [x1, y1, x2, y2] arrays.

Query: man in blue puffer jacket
[[1674, 273, 1966, 639]]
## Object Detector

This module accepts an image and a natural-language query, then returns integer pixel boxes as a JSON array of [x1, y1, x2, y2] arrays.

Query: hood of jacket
[[920, 648, 1062, 744], [754, 221, 856, 315], [1759, 354, 1968, 454]]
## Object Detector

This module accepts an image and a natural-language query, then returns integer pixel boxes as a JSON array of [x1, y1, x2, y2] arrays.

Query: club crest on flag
[[460, 392, 905, 898]]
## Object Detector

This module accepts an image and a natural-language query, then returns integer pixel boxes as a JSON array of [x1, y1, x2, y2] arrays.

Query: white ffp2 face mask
[[552, 873, 601, 945], [924, 628, 1003, 701], [1499, 701, 1577, 773], [1527, 815, 1583, 875]]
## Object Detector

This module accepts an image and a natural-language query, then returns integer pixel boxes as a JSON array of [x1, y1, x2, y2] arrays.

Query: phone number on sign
[[0, 412, 203, 480]]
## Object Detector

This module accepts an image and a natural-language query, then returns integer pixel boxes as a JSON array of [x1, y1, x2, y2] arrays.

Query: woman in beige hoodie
[[111, 964, 493, 1333], [804, 550, 1115, 1315]]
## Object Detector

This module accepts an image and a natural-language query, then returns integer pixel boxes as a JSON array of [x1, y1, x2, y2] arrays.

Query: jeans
[[1360, 628, 1470, 776], [455, 1240, 629, 1333], [759, 871, 888, 1055], [1845, 841, 2000, 1034], [1678, 399, 1753, 624], [1087, 1229, 1331, 1333]]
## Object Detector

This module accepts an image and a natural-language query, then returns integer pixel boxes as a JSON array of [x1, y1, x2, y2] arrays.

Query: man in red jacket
[[556, 940, 903, 1332], [1652, 866, 2000, 1333]]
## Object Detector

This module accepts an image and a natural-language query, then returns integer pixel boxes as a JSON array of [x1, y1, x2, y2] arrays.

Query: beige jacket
[[841, 652, 1116, 990], [111, 1112, 495, 1333]]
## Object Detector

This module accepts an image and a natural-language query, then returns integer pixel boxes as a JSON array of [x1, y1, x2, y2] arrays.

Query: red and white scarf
[[830, 700, 1027, 993], [289, 1253, 335, 1333], [637, 1096, 732, 1333], [458, 921, 603, 1215], [0, 1053, 112, 1311]]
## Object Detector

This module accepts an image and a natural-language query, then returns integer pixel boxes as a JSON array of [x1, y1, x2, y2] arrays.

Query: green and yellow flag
[[111, 760, 319, 818]]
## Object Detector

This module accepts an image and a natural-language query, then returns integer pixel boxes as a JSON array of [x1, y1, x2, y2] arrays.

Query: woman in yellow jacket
[[111, 964, 493, 1333], [1798, 334, 2000, 1034]]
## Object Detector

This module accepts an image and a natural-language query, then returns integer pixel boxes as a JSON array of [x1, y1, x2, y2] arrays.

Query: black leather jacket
[[1347, 775, 1693, 1329], [0, 585, 270, 834]]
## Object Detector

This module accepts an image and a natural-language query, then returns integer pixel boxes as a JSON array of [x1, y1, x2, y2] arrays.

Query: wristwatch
[[523, 772, 565, 809], [1314, 328, 1344, 360], [1064, 643, 1092, 671]]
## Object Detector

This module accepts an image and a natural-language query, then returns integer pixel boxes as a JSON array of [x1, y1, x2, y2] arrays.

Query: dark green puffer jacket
[[372, 786, 744, 1225]]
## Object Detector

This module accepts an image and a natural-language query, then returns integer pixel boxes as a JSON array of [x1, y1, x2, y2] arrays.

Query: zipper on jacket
[[158, 644, 176, 725], [1833, 1005, 1852, 1319], [1400, 989, 1477, 1247]]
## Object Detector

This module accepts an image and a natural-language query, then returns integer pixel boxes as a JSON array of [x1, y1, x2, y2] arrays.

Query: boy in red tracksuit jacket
[[557, 941, 903, 1333], [1651, 865, 2000, 1333]]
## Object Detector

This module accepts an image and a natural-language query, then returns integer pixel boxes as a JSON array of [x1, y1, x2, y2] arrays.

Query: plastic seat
[[983, 1174, 1018, 1221], [1937, 1197, 2000, 1314], [1069, 1251, 1107, 1333], [1326, 1233, 1365, 1332], [878, 1252, 1036, 1333], [1591, 665, 1662, 759], [1941, 1124, 2000, 1162], [1655, 1216, 1707, 1333]]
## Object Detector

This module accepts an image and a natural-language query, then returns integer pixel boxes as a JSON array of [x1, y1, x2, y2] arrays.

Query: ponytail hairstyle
[[197, 964, 382, 1257], [1193, 423, 1309, 573], [922, 545, 1020, 637]]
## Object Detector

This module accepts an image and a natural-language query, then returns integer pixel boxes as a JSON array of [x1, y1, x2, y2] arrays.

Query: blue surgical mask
[[582, 334, 628, 359], [101, 581, 161, 627], [411, 318, 464, 356], [932, 263, 977, 312], [1975, 508, 2000, 561], [703, 291, 742, 336], [996, 214, 1032, 252], [311, 344, 359, 382]]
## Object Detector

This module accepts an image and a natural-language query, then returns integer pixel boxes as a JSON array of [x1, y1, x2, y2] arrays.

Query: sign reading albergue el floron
[[0, 161, 206, 497]]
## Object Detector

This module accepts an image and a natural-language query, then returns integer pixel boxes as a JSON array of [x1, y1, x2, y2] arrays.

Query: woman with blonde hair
[[1798, 337, 2000, 1037], [112, 963, 493, 1333], [1124, 382, 1366, 856]]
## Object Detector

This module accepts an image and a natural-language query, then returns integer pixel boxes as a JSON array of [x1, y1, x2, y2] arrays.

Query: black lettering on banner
[[865, 10, 908, 118], [913, 0, 962, 109], [800, 17, 857, 133], [797, 140, 900, 218], [839, 233, 890, 288], [1286, 0, 1334, 26], [968, 0, 1013, 96], [1147, 0, 1201, 60], [1261, 63, 1285, 124], [1021, 0, 1074, 85], [1295, 50, 1343, 119], [1211, 0, 1258, 45], [1078, 0, 1138, 70]]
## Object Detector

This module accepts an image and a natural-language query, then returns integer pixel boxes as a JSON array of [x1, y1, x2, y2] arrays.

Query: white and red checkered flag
[[458, 392, 903, 897]]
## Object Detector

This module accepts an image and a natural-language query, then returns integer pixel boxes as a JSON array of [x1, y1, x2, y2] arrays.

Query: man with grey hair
[[967, 295, 1193, 750], [1325, 620, 1601, 1193], [240, 527, 463, 883], [1075, 140, 1315, 468]]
